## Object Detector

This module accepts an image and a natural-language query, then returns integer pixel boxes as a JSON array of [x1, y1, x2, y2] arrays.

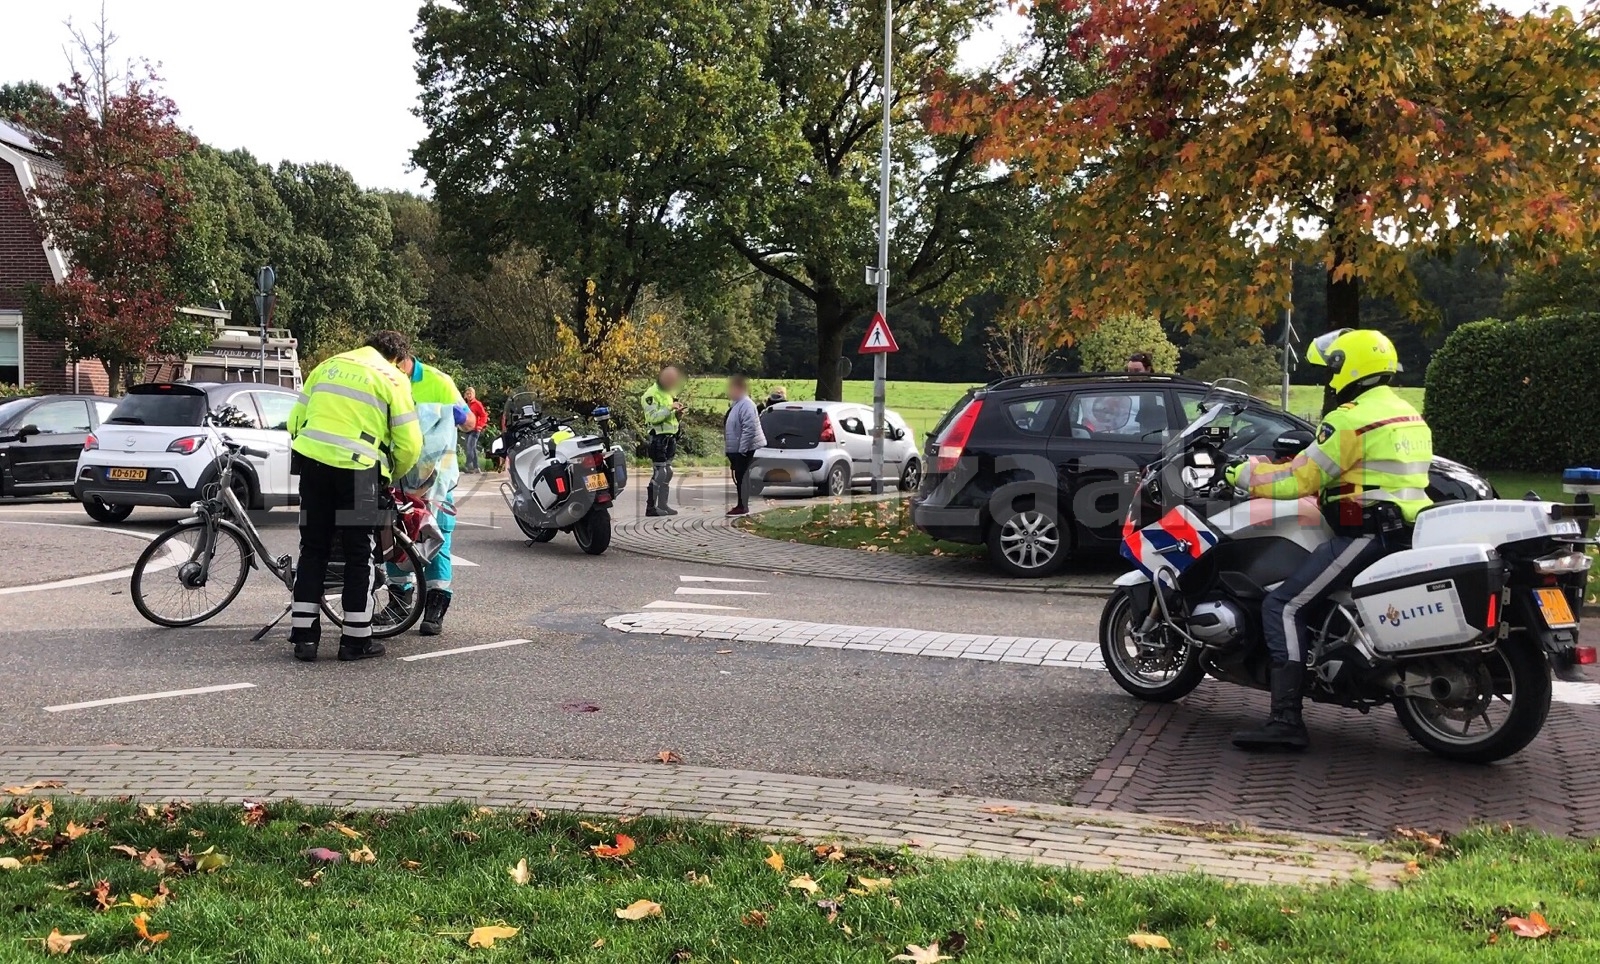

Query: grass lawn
[[3, 797, 1599, 962], [740, 498, 984, 560], [681, 377, 977, 440]]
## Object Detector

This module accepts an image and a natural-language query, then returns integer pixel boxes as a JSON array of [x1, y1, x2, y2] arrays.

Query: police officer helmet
[[1306, 328, 1400, 394]]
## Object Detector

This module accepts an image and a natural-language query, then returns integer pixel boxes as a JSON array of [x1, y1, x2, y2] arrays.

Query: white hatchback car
[[74, 382, 300, 523], [750, 400, 921, 497]]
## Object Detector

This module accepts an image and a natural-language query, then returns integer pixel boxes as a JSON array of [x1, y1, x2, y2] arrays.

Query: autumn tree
[[0, 81, 61, 129], [944, 0, 1600, 336], [26, 63, 203, 393]]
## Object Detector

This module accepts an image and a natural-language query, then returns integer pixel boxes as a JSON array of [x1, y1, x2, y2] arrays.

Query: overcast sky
[[0, 1, 1577, 194]]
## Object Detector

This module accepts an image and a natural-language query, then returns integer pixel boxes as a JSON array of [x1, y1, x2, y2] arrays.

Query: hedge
[[1426, 311, 1600, 472]]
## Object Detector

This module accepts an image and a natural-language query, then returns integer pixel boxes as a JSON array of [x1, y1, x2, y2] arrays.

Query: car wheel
[[986, 504, 1067, 577], [229, 471, 255, 510], [81, 494, 133, 524], [818, 462, 851, 498], [898, 458, 922, 492]]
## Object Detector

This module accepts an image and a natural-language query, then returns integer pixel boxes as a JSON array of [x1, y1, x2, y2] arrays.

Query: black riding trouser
[[1261, 535, 1389, 664], [291, 458, 386, 641]]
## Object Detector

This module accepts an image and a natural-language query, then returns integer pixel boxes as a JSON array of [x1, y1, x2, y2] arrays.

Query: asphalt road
[[0, 478, 1134, 803]]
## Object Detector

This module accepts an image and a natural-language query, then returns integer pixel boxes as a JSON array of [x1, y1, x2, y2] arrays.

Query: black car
[[0, 394, 118, 498], [910, 374, 1495, 577]]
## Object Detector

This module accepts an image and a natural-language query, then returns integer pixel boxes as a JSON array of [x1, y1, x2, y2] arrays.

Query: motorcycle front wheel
[[1392, 636, 1551, 764], [573, 507, 612, 555], [1099, 587, 1206, 702]]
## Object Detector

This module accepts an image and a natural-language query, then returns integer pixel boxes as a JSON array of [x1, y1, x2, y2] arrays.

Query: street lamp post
[[870, 0, 893, 495]]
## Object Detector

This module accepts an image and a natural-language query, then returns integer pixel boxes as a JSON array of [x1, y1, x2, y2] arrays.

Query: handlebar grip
[[240, 446, 270, 459]]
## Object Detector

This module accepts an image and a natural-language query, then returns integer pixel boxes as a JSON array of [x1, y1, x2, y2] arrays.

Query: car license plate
[[584, 472, 608, 492], [1535, 588, 1577, 628], [108, 468, 147, 482]]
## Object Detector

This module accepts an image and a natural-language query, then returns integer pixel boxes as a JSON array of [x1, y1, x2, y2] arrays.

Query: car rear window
[[1003, 397, 1060, 435], [107, 389, 207, 426], [761, 408, 824, 448]]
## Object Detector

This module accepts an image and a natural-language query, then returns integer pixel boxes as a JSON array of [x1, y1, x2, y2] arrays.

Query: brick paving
[[1077, 686, 1600, 838], [613, 508, 1118, 595], [0, 746, 1403, 887]]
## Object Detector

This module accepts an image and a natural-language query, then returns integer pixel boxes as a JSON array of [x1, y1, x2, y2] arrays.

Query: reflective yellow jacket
[[1229, 385, 1432, 527], [288, 346, 422, 481]]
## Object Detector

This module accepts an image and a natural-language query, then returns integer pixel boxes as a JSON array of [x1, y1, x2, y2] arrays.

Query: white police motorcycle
[[498, 393, 627, 555]]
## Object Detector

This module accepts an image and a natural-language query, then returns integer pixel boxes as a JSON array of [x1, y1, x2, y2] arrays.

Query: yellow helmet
[[1306, 328, 1400, 394]]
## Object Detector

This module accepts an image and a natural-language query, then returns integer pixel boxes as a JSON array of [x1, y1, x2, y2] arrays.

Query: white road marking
[[450, 553, 480, 568], [1554, 680, 1600, 705], [674, 587, 769, 597], [400, 638, 531, 661], [453, 520, 500, 529], [678, 575, 765, 584], [0, 520, 163, 595], [45, 682, 256, 713], [644, 601, 745, 611]]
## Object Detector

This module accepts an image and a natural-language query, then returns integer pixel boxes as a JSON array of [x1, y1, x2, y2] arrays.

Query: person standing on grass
[[724, 375, 766, 516], [461, 387, 488, 474]]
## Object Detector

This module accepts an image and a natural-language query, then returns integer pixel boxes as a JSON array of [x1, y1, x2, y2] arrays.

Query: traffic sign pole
[[255, 266, 276, 384], [871, 0, 893, 496]]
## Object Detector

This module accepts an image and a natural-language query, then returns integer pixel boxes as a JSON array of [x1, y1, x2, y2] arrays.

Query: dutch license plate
[[108, 467, 147, 482], [1535, 588, 1577, 628], [584, 472, 608, 492]]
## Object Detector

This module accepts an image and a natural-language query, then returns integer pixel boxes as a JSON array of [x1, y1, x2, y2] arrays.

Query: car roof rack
[[980, 373, 1202, 392]]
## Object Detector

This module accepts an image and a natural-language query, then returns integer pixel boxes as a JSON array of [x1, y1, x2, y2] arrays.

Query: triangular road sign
[[858, 312, 899, 354]]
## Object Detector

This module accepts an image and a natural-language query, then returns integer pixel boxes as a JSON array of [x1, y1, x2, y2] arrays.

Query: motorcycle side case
[[531, 459, 572, 513], [1351, 543, 1502, 654], [607, 445, 628, 493]]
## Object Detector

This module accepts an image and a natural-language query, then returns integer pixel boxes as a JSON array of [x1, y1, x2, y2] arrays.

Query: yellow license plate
[[1535, 588, 1576, 628], [584, 472, 608, 492], [108, 468, 147, 482]]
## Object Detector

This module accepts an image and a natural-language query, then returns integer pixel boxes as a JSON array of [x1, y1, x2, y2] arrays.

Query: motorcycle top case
[[1351, 543, 1502, 654]]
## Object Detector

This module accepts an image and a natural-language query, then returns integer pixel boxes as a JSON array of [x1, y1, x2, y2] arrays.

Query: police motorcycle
[[1099, 382, 1594, 763], [498, 392, 627, 555]]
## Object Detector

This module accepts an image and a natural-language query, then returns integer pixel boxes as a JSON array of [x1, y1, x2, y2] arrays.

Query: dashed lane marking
[[674, 587, 768, 597], [678, 575, 765, 583], [643, 601, 745, 611], [45, 682, 256, 713], [399, 638, 532, 662]]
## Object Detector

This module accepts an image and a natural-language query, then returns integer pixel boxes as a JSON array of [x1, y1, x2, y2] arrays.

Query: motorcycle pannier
[[1350, 544, 1502, 654], [531, 459, 573, 513]]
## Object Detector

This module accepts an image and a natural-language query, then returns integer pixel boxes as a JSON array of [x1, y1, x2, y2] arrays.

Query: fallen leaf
[[892, 943, 953, 963], [615, 899, 663, 921], [1214, 938, 1234, 951], [0, 857, 21, 871], [128, 891, 166, 910], [764, 848, 785, 872], [331, 822, 364, 840], [90, 880, 113, 911], [132, 912, 169, 944], [139, 849, 167, 874], [592, 938, 605, 949], [467, 924, 519, 948], [813, 843, 845, 861], [850, 876, 893, 894], [591, 834, 636, 859], [347, 846, 377, 864], [42, 929, 84, 955], [452, 830, 481, 845], [1506, 911, 1551, 939], [194, 847, 230, 873], [508, 858, 531, 885], [4, 803, 51, 836], [62, 822, 92, 840], [741, 910, 768, 928], [1393, 826, 1447, 854], [303, 847, 343, 864], [109, 845, 140, 859], [788, 875, 820, 895], [579, 820, 610, 834], [1071, 895, 1086, 907], [1128, 933, 1173, 951], [657, 750, 683, 764], [685, 870, 712, 887], [980, 805, 1019, 815], [240, 802, 268, 827], [400, 859, 423, 871], [4, 781, 64, 795]]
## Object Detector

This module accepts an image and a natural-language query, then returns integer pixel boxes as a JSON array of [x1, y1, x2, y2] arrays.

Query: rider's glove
[[1224, 462, 1247, 487]]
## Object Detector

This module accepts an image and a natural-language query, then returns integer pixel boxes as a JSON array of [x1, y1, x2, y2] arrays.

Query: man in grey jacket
[[724, 375, 767, 516]]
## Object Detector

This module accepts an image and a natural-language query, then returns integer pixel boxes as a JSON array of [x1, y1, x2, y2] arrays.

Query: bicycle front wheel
[[131, 520, 252, 627]]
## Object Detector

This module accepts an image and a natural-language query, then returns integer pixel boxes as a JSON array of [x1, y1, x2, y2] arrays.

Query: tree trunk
[[103, 358, 123, 397], [812, 283, 850, 402], [1325, 257, 1361, 330]]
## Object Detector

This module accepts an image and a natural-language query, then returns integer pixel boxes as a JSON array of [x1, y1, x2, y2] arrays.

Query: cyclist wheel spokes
[[319, 532, 428, 638], [131, 519, 252, 627]]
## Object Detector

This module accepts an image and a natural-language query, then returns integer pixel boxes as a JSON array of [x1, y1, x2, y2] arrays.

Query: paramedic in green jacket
[[286, 330, 422, 663], [379, 359, 468, 636], [640, 365, 685, 516]]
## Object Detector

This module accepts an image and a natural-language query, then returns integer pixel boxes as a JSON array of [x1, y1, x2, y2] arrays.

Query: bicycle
[[129, 438, 428, 638]]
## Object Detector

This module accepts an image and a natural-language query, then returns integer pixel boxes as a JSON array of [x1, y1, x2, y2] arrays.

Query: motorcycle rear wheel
[[1099, 587, 1206, 702], [1392, 636, 1551, 764], [573, 508, 612, 555]]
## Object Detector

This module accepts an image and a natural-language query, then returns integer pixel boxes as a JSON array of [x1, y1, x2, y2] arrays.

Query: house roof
[[0, 119, 45, 157], [0, 119, 67, 285]]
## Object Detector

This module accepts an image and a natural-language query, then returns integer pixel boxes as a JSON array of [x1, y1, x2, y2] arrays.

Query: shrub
[[1076, 314, 1179, 372], [1182, 335, 1283, 389], [1426, 312, 1600, 471], [0, 383, 40, 400]]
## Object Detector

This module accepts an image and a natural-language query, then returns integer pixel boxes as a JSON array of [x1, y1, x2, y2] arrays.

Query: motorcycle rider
[[1223, 328, 1432, 751], [641, 365, 686, 517]]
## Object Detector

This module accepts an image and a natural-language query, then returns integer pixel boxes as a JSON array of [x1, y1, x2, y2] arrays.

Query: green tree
[[1076, 314, 1178, 373], [413, 0, 783, 345], [1503, 252, 1600, 319], [0, 81, 61, 128], [1182, 334, 1282, 389]]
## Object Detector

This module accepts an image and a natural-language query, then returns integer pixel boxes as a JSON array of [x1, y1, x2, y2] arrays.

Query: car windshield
[[108, 390, 207, 426], [0, 397, 33, 427], [761, 408, 825, 448], [1164, 379, 1251, 458]]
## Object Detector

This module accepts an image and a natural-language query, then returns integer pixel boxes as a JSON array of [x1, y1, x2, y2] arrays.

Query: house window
[[0, 317, 21, 387]]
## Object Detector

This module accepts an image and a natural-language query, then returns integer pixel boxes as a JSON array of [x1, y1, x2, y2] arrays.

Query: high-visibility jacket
[[640, 382, 679, 434], [396, 360, 467, 504], [288, 346, 422, 481], [1230, 385, 1432, 530]]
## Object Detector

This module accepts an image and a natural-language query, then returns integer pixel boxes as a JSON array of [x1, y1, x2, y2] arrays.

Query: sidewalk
[[1, 746, 1403, 888]]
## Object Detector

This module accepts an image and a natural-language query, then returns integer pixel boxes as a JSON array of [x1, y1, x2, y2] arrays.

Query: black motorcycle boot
[[1231, 662, 1310, 751], [646, 483, 664, 517], [420, 589, 451, 637], [290, 623, 320, 662], [336, 636, 386, 661], [376, 585, 415, 628]]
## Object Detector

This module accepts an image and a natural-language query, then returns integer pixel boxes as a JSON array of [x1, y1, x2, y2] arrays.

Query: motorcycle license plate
[[584, 472, 608, 492], [1535, 588, 1577, 628], [108, 467, 147, 481]]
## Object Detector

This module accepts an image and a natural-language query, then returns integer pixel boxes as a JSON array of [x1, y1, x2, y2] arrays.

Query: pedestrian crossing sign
[[858, 313, 899, 354]]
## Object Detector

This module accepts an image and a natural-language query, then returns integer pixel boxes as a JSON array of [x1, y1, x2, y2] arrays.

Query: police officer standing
[[641, 365, 686, 517], [287, 331, 423, 663], [1224, 329, 1432, 751]]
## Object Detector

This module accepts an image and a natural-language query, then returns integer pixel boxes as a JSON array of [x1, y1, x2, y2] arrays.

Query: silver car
[[749, 400, 922, 497]]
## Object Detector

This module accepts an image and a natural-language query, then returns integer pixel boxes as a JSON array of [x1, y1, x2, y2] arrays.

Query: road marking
[[0, 520, 162, 595], [45, 682, 256, 713], [400, 638, 532, 661], [679, 575, 765, 583], [644, 601, 745, 611], [453, 520, 500, 529], [451, 553, 480, 568], [674, 587, 769, 597], [1554, 680, 1600, 706]]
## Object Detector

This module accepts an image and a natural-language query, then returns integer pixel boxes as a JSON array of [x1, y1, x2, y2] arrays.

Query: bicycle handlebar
[[238, 446, 270, 459]]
